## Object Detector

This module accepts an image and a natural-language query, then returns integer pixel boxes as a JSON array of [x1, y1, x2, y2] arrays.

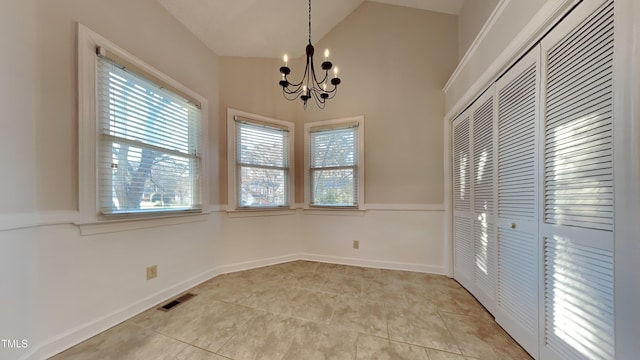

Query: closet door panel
[[540, 0, 615, 359], [471, 88, 497, 313], [452, 113, 474, 290], [495, 46, 541, 358]]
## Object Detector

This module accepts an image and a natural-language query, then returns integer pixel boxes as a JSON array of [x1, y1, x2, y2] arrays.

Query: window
[[78, 24, 208, 222], [96, 55, 201, 215], [227, 109, 294, 210], [304, 117, 365, 209]]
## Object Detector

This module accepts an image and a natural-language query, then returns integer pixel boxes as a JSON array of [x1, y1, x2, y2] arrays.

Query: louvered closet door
[[452, 113, 474, 291], [495, 46, 540, 358], [471, 87, 497, 313], [540, 0, 615, 359]]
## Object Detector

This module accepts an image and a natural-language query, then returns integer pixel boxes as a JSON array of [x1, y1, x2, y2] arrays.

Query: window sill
[[76, 211, 210, 235], [225, 208, 297, 218]]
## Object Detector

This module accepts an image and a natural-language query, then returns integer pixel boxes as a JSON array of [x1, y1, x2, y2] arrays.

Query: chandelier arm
[[316, 71, 329, 88], [310, 89, 325, 109], [299, 50, 313, 90], [283, 91, 301, 101], [310, 58, 321, 86], [306, 52, 314, 93], [283, 60, 308, 88], [285, 77, 304, 88], [283, 86, 300, 95], [317, 83, 337, 94]]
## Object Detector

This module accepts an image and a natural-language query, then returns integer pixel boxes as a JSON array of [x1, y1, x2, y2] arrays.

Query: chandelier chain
[[308, 0, 312, 44]]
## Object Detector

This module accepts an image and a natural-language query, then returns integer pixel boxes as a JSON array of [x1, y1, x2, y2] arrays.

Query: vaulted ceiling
[[156, 0, 464, 58]]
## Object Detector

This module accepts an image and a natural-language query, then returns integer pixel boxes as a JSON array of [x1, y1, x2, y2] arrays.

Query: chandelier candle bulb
[[324, 49, 329, 60], [283, 54, 288, 66]]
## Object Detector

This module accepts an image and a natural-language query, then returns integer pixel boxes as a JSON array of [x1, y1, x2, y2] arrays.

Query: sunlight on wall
[[475, 213, 489, 275], [459, 153, 468, 201]]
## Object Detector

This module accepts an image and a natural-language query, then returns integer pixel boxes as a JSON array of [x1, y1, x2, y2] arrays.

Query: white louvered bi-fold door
[[452, 113, 475, 291], [471, 88, 497, 313], [495, 46, 540, 358], [540, 0, 615, 359]]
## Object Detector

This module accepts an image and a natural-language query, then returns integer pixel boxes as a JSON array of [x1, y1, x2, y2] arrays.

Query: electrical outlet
[[146, 265, 158, 280], [353, 240, 359, 249]]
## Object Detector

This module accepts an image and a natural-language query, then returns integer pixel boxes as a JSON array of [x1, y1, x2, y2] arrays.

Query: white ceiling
[[156, 0, 464, 58]]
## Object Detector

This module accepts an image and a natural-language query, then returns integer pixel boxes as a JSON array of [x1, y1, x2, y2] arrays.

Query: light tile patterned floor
[[50, 261, 532, 360]]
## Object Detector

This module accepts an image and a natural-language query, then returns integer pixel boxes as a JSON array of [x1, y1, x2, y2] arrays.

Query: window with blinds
[[308, 121, 362, 208], [96, 54, 202, 215], [235, 119, 290, 208]]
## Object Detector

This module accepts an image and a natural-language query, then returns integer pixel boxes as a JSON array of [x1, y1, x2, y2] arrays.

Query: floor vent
[[158, 293, 196, 312]]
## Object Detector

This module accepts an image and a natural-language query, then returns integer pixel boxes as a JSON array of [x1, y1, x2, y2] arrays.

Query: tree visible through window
[[97, 55, 202, 214], [309, 122, 361, 207], [236, 120, 290, 208]]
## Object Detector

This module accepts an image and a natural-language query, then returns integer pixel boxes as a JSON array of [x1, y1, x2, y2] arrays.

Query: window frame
[[77, 23, 209, 226], [304, 116, 365, 211], [227, 108, 295, 212]]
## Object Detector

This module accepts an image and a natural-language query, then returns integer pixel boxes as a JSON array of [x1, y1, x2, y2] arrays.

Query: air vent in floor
[[158, 293, 196, 312]]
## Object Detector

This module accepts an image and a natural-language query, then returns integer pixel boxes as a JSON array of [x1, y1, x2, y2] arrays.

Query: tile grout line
[[211, 307, 263, 356], [436, 310, 465, 356], [129, 323, 233, 360]]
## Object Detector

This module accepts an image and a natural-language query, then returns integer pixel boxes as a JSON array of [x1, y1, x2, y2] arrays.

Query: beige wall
[[458, 0, 500, 60], [220, 1, 458, 205], [0, 0, 39, 214], [15, 0, 221, 212]]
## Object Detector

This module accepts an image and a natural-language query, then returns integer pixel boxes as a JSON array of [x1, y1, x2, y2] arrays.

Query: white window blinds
[[97, 54, 202, 215], [235, 119, 290, 208], [309, 123, 359, 207]]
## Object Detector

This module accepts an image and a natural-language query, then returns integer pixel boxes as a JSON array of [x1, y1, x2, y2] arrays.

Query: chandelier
[[278, 0, 341, 109]]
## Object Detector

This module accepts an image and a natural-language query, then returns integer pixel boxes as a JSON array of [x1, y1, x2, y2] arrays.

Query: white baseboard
[[215, 253, 445, 275], [300, 253, 446, 275], [215, 253, 303, 275]]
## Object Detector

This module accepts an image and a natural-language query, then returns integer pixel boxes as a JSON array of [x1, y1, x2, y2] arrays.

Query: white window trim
[[226, 108, 295, 213], [304, 116, 365, 211], [77, 23, 209, 232]]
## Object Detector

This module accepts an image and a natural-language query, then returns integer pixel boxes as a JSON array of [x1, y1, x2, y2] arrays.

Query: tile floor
[[50, 261, 532, 360]]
